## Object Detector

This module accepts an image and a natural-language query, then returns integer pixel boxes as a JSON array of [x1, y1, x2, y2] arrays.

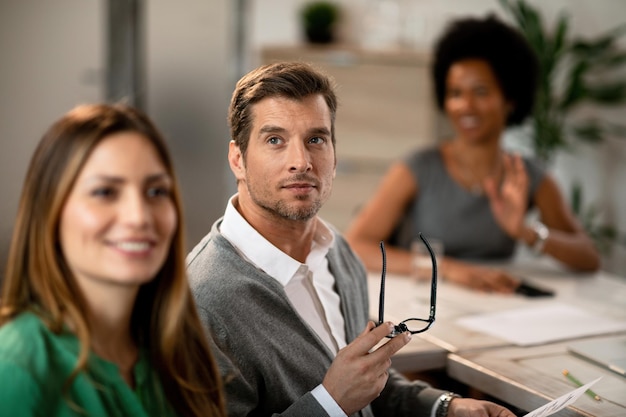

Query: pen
[[562, 369, 601, 401]]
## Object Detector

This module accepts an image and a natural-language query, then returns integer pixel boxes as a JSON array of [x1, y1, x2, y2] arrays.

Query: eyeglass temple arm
[[419, 233, 438, 321], [378, 234, 438, 327], [377, 241, 386, 326]]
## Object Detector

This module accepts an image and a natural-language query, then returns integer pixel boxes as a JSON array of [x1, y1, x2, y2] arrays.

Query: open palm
[[483, 154, 529, 239]]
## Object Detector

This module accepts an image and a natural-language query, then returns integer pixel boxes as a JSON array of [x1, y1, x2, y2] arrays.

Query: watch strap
[[531, 221, 549, 254], [436, 392, 461, 417]]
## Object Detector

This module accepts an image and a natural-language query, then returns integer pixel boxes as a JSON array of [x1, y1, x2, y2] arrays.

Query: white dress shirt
[[219, 195, 348, 416]]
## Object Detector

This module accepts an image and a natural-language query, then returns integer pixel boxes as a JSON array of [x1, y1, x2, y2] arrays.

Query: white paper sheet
[[523, 377, 602, 417], [456, 302, 626, 346]]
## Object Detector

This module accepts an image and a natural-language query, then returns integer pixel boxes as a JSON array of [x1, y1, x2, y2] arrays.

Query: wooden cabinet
[[260, 45, 448, 231]]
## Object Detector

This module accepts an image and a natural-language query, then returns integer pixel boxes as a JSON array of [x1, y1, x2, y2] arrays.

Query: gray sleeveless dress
[[390, 147, 545, 260]]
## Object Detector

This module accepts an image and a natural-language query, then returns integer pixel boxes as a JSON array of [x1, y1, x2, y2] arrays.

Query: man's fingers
[[349, 321, 394, 355], [365, 331, 411, 377], [359, 320, 377, 335], [376, 331, 411, 358]]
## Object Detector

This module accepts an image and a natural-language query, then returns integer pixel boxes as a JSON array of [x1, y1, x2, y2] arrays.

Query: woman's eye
[[91, 187, 116, 198], [147, 186, 171, 198], [446, 89, 460, 99]]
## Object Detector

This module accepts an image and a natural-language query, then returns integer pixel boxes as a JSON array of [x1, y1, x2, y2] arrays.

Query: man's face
[[229, 94, 336, 223]]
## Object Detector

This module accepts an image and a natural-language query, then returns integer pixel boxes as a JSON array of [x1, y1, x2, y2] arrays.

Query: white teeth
[[459, 116, 479, 128], [115, 241, 150, 252]]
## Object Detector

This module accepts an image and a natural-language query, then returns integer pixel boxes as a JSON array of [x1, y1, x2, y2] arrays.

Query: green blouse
[[0, 311, 177, 417]]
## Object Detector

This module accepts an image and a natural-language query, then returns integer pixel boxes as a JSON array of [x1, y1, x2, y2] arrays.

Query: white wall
[[145, 1, 235, 249], [248, 0, 626, 50], [0, 1, 104, 276], [0, 1, 235, 279]]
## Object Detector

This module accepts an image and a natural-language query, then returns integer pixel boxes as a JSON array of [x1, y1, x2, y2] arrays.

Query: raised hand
[[322, 321, 411, 415], [483, 154, 529, 240]]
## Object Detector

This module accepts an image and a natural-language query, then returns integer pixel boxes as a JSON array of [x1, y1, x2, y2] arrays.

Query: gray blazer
[[187, 218, 445, 416]]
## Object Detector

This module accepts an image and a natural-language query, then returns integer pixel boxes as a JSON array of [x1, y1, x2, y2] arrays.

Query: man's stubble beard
[[245, 175, 331, 222]]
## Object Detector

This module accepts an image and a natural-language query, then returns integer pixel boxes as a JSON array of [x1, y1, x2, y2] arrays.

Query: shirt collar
[[220, 194, 335, 286]]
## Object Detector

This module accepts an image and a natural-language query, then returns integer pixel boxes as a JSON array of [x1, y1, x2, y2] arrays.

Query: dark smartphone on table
[[515, 280, 555, 297]]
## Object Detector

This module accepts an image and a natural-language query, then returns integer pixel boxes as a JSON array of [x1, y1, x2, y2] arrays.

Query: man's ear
[[228, 140, 246, 181]]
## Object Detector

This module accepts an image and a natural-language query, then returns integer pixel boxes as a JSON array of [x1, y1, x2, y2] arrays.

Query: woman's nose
[[456, 93, 476, 111], [120, 191, 151, 227]]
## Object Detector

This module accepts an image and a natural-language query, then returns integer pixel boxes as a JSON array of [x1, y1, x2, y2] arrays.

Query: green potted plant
[[499, 0, 626, 255], [499, 0, 626, 163], [300, 1, 340, 44]]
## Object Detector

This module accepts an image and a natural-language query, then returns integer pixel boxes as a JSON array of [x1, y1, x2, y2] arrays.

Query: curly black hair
[[432, 15, 539, 126]]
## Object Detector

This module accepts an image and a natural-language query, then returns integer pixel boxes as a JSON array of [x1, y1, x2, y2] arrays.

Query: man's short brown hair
[[227, 61, 338, 159]]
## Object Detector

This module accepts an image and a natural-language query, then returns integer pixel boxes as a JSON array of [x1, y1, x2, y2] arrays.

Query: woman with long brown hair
[[0, 103, 226, 417]]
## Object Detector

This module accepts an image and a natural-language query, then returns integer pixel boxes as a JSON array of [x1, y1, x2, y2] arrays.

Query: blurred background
[[1, 0, 625, 280]]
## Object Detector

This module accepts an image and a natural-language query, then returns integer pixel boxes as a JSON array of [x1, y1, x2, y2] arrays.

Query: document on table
[[523, 377, 601, 417], [456, 302, 626, 346]]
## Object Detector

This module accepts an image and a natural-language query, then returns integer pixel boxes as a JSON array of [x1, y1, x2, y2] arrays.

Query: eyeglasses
[[378, 233, 438, 337]]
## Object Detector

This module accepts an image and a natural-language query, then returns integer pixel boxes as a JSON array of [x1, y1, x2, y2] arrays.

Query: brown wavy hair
[[0, 103, 226, 417]]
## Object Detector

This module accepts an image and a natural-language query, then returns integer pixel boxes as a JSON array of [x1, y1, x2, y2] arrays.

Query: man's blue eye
[[268, 137, 281, 144], [309, 137, 325, 144]]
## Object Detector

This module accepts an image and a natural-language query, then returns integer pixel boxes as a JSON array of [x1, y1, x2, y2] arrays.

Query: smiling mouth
[[458, 116, 480, 129], [112, 241, 153, 253]]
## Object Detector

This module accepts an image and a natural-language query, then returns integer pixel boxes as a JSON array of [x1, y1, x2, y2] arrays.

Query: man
[[187, 62, 515, 417]]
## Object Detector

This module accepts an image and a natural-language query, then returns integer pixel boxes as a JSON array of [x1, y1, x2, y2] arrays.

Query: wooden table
[[447, 336, 626, 416], [369, 269, 555, 354], [369, 256, 626, 351], [368, 255, 626, 414]]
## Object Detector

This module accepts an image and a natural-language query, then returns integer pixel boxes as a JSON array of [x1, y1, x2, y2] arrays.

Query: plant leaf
[[570, 121, 604, 143], [559, 61, 589, 109], [551, 13, 569, 61], [570, 119, 626, 142], [585, 82, 626, 104], [593, 51, 626, 68], [500, 0, 626, 162]]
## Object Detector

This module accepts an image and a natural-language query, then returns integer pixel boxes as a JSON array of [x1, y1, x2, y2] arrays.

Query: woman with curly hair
[[0, 103, 226, 416], [347, 16, 600, 292]]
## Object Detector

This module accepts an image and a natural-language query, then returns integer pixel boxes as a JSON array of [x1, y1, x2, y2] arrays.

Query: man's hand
[[322, 321, 411, 415], [449, 398, 517, 417]]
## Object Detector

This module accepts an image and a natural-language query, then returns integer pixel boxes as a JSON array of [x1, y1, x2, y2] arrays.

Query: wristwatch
[[436, 392, 461, 417], [531, 221, 549, 254]]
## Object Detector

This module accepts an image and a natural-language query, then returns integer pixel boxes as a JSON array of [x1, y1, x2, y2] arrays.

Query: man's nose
[[288, 141, 312, 173]]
